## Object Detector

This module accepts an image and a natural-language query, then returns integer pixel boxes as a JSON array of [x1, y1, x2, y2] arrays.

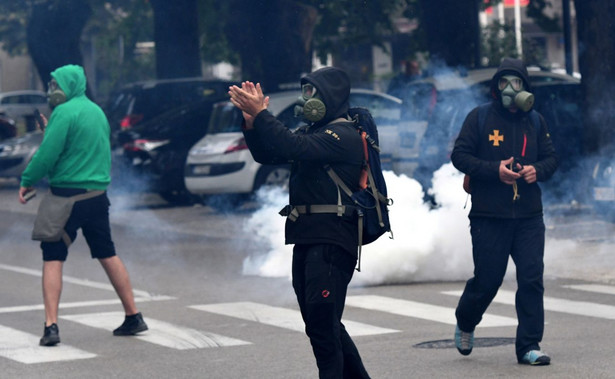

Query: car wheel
[[254, 165, 290, 191]]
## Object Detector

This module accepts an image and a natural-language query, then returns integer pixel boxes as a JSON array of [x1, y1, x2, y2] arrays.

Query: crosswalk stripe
[[60, 312, 251, 349], [0, 263, 162, 299], [0, 296, 175, 314], [189, 302, 399, 336], [0, 325, 96, 364], [562, 284, 615, 296], [442, 290, 615, 320], [345, 295, 517, 327]]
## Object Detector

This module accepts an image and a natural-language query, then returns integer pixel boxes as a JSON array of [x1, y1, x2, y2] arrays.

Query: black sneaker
[[113, 312, 148, 336], [40, 323, 61, 346]]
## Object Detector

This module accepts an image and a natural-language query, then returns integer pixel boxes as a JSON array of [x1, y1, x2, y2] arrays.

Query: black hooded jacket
[[243, 67, 364, 255], [451, 58, 559, 219]]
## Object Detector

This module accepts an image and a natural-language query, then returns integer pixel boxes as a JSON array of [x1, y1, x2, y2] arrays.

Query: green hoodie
[[21, 65, 111, 190]]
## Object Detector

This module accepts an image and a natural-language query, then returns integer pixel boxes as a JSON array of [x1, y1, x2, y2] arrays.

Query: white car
[[184, 89, 423, 199]]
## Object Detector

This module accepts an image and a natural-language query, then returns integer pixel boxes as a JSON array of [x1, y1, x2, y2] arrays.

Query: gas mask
[[294, 83, 326, 122], [47, 79, 67, 108], [498, 75, 534, 112]]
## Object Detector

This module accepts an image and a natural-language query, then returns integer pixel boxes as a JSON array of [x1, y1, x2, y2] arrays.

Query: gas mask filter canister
[[47, 79, 67, 108], [498, 75, 534, 112], [294, 83, 326, 122]]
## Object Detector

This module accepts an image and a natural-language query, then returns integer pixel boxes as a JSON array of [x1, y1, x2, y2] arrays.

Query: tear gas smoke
[[241, 163, 615, 286], [242, 164, 476, 286]]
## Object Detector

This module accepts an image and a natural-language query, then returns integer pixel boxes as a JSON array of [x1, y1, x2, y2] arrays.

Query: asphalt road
[[1, 181, 614, 379]]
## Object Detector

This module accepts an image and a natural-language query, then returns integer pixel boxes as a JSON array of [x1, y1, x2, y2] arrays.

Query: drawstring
[[511, 132, 527, 201]]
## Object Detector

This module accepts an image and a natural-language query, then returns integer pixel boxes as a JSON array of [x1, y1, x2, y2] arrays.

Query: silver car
[[0, 131, 44, 179]]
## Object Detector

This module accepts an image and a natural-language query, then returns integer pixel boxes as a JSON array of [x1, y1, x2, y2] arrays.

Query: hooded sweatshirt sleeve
[[20, 111, 70, 187]]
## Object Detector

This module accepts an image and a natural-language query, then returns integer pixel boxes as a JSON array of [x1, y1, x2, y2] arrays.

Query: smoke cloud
[[241, 164, 477, 286]]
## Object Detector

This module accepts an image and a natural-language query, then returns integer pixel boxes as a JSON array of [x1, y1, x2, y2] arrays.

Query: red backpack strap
[[359, 131, 369, 190]]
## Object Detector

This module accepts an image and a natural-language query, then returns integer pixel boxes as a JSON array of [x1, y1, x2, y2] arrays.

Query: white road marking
[[442, 290, 615, 320], [60, 312, 251, 349], [345, 295, 518, 327], [0, 263, 161, 299], [189, 302, 399, 336], [0, 296, 175, 314], [0, 325, 96, 364], [562, 284, 615, 296]]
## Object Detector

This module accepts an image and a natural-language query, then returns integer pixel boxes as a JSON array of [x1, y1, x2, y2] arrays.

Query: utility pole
[[562, 0, 573, 75], [514, 0, 523, 57]]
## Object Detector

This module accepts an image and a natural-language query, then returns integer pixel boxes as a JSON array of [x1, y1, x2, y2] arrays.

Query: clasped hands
[[499, 157, 537, 185], [228, 81, 270, 129]]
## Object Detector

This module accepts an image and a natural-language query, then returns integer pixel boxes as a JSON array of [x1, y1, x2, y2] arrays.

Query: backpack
[[279, 107, 393, 271], [463, 102, 541, 194], [324, 107, 394, 270]]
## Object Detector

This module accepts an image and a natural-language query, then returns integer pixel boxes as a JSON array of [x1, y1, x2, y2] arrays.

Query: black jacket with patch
[[243, 67, 364, 255], [451, 60, 559, 219]]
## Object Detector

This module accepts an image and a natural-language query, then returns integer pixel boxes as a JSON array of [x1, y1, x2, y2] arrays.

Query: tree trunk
[[150, 0, 202, 79], [26, 0, 92, 96], [226, 0, 317, 91], [574, 0, 615, 154], [419, 0, 481, 69]]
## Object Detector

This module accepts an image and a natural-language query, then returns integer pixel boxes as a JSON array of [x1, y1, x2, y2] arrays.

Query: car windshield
[[348, 93, 402, 125], [208, 102, 243, 133]]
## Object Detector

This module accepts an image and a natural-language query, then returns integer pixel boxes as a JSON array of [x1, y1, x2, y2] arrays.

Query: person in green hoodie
[[18, 64, 148, 346]]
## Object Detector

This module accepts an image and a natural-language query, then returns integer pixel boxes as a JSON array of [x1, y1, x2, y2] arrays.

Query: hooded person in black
[[229, 67, 370, 378], [451, 58, 558, 365]]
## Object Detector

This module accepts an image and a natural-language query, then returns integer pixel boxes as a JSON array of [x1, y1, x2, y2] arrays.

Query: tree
[[86, 0, 155, 98], [574, 0, 615, 154], [224, 0, 317, 91], [149, 0, 201, 79], [221, 0, 409, 90], [0, 0, 93, 93], [417, 0, 481, 69]]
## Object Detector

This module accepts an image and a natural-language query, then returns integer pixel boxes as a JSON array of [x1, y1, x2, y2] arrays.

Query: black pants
[[455, 216, 545, 360], [292, 244, 370, 379]]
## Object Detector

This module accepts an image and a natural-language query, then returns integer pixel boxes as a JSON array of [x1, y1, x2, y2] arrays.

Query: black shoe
[[40, 323, 61, 346], [113, 312, 148, 336]]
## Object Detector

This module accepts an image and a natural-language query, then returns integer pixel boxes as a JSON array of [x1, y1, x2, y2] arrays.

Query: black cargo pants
[[292, 244, 370, 379]]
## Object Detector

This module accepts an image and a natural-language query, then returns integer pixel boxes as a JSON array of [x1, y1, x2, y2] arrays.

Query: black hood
[[301, 67, 350, 126], [490, 57, 531, 98]]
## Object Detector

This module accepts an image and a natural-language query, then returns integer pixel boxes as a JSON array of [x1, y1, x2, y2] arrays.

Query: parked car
[[0, 131, 43, 179], [105, 77, 237, 145], [111, 97, 224, 204], [0, 114, 17, 141], [0, 90, 50, 133], [403, 68, 582, 203], [184, 89, 420, 205]]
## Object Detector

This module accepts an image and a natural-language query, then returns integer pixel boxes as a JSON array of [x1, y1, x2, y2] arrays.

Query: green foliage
[[482, 20, 519, 66], [306, 0, 413, 63], [481, 19, 546, 68], [88, 1, 155, 99], [527, 0, 560, 33], [197, 0, 238, 64], [0, 1, 30, 56]]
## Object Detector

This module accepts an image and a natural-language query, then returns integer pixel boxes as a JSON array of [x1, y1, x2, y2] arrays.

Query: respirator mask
[[47, 79, 67, 108], [498, 75, 534, 112], [294, 83, 326, 122]]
